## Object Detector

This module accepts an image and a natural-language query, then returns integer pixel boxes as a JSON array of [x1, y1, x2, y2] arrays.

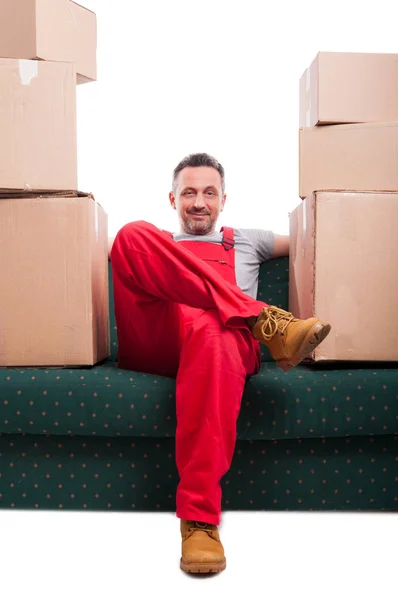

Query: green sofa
[[0, 257, 397, 512]]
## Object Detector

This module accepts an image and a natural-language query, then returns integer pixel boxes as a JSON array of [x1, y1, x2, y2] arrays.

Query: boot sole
[[180, 558, 226, 573], [277, 321, 331, 372]]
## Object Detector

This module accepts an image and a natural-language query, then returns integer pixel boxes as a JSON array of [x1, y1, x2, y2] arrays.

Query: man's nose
[[194, 194, 206, 208]]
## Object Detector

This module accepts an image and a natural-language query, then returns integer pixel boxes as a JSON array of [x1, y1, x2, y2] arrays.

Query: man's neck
[[180, 229, 217, 236]]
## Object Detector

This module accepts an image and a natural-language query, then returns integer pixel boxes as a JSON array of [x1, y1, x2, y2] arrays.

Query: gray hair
[[172, 153, 225, 193]]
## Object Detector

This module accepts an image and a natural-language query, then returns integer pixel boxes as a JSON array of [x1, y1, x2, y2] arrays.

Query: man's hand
[[272, 234, 289, 258]]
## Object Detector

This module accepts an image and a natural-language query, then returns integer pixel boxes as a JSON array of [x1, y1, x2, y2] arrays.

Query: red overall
[[110, 221, 268, 525]]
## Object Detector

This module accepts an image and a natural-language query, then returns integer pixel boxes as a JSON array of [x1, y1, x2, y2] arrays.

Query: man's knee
[[111, 221, 160, 258], [116, 220, 156, 242]]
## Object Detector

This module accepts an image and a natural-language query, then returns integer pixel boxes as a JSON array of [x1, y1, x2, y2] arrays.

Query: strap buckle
[[222, 236, 234, 251]]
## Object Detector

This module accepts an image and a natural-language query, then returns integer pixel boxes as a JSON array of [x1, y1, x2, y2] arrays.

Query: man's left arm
[[271, 234, 289, 258]]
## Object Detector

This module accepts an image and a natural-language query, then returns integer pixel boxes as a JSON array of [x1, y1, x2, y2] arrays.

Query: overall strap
[[220, 227, 235, 251]]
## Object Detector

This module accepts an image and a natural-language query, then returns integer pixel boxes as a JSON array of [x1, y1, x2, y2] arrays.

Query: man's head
[[169, 153, 226, 235]]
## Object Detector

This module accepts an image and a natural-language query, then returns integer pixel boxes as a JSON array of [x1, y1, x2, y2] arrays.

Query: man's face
[[169, 166, 226, 235]]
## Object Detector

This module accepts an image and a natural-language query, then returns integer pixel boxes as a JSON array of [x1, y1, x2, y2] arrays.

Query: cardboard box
[[0, 0, 97, 84], [0, 194, 110, 367], [299, 122, 398, 199], [289, 192, 398, 362], [0, 58, 77, 192], [69, 1, 97, 83], [300, 52, 398, 127]]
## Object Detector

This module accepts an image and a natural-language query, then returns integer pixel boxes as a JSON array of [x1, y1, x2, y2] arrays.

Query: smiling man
[[110, 153, 331, 575]]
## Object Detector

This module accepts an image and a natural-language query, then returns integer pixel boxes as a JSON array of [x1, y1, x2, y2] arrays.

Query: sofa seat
[[1, 360, 397, 441]]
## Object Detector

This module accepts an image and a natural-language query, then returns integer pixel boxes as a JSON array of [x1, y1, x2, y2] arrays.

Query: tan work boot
[[251, 305, 331, 372], [180, 520, 226, 574]]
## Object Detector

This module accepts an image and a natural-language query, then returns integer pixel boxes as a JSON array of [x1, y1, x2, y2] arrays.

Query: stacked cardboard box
[[0, 0, 110, 367], [290, 52, 398, 362]]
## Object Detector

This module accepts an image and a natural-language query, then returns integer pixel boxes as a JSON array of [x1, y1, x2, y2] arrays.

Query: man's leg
[[110, 220, 267, 336], [110, 220, 265, 376], [175, 307, 260, 527]]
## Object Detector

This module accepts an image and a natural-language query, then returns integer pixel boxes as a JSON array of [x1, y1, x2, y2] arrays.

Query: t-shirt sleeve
[[238, 228, 275, 262]]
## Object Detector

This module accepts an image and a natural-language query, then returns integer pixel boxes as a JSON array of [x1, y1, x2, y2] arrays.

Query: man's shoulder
[[234, 227, 273, 241], [233, 228, 275, 260]]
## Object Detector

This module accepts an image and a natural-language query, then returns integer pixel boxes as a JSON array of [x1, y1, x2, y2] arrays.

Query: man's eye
[[206, 191, 215, 195]]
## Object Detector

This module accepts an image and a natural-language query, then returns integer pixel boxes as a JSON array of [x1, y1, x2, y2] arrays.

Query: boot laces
[[260, 306, 295, 341], [188, 521, 214, 534]]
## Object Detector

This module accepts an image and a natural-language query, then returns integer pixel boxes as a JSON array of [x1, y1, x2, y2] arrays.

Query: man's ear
[[220, 194, 227, 212], [169, 191, 176, 209]]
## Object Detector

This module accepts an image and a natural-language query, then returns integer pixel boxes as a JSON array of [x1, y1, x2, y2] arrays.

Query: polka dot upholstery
[[0, 434, 396, 511], [0, 257, 397, 511], [1, 362, 397, 441]]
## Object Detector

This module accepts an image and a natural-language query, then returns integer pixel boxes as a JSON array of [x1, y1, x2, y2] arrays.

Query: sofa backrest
[[108, 256, 289, 362]]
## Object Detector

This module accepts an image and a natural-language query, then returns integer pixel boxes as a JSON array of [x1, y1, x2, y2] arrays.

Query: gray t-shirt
[[173, 228, 274, 299]]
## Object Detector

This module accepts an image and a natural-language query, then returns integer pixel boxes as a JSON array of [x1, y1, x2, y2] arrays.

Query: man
[[109, 153, 331, 575]]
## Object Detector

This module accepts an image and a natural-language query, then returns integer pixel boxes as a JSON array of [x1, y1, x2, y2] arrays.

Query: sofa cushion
[[108, 257, 290, 363], [1, 360, 397, 441]]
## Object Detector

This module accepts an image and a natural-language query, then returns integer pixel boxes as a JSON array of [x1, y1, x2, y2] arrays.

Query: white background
[[76, 0, 398, 238], [2, 0, 398, 596], [0, 511, 397, 598]]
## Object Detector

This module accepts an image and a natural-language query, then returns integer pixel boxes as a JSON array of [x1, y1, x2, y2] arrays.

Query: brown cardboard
[[300, 52, 398, 127], [299, 122, 398, 199], [0, 195, 110, 367], [0, 0, 97, 84], [289, 192, 398, 362], [0, 59, 77, 192], [69, 1, 97, 84], [288, 193, 315, 323]]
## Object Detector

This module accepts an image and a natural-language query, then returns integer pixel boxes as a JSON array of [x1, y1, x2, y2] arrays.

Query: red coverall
[[110, 221, 269, 525]]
